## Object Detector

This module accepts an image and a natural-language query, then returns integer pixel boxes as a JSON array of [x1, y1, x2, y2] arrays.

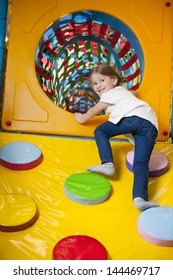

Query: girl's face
[[91, 73, 118, 96]]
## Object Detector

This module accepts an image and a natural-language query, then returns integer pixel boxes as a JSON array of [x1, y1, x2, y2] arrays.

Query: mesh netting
[[35, 10, 144, 113]]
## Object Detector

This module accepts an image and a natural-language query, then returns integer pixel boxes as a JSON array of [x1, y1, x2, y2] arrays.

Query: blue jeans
[[94, 116, 158, 201]]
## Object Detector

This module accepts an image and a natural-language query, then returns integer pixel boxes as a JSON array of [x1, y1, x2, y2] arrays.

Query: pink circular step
[[126, 150, 168, 177], [53, 235, 108, 260], [137, 206, 173, 247], [0, 141, 43, 170]]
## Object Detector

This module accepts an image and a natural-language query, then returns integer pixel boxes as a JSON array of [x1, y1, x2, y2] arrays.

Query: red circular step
[[53, 235, 108, 260]]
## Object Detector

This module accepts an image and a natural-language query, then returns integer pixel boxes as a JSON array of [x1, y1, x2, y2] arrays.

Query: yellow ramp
[[0, 133, 173, 260]]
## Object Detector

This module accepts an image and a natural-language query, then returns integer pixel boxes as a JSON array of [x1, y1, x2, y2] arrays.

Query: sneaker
[[134, 197, 160, 211], [87, 163, 115, 176]]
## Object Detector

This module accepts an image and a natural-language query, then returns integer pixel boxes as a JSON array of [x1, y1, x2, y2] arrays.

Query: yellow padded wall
[[1, 0, 173, 141]]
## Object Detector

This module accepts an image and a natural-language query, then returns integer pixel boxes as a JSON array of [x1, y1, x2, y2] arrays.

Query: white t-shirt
[[100, 86, 158, 144]]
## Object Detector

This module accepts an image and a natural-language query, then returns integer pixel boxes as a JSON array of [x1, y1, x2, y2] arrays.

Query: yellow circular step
[[0, 194, 38, 232]]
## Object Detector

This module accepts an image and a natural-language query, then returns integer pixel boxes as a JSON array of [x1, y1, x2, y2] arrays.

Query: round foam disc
[[0, 141, 43, 170], [0, 194, 38, 232], [64, 172, 111, 205], [53, 235, 108, 260], [126, 150, 168, 177], [137, 206, 173, 247]]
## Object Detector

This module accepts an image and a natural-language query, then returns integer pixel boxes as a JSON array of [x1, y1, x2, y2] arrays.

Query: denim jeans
[[94, 116, 158, 201]]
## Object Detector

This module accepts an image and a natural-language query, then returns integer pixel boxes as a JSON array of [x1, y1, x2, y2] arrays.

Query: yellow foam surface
[[0, 132, 173, 260]]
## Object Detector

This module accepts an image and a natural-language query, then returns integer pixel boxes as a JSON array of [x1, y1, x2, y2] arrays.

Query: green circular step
[[64, 172, 111, 205]]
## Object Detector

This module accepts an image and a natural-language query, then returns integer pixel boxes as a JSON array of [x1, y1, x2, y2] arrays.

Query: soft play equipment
[[64, 172, 111, 205], [0, 141, 43, 170], [53, 235, 108, 260], [126, 150, 169, 177], [1, 0, 172, 142], [137, 207, 173, 247], [0, 0, 173, 260], [0, 193, 38, 232]]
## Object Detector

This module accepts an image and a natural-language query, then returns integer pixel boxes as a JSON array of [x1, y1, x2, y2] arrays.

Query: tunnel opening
[[35, 10, 144, 114]]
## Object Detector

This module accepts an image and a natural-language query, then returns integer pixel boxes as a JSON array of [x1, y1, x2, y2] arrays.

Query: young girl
[[74, 64, 159, 211]]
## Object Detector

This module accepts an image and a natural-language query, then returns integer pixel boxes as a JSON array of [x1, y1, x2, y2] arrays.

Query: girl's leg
[[94, 121, 116, 163], [87, 119, 138, 176], [132, 135, 153, 201], [132, 123, 159, 210], [87, 121, 116, 176]]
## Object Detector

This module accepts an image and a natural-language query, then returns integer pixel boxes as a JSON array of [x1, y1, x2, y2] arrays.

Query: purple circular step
[[126, 150, 168, 177]]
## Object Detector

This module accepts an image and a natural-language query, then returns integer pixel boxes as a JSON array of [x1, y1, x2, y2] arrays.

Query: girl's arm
[[74, 101, 109, 124]]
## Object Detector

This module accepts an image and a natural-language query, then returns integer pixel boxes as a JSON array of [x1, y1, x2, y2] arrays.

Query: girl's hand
[[74, 112, 85, 124], [74, 101, 108, 124]]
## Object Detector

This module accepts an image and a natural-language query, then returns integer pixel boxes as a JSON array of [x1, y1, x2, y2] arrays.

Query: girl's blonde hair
[[91, 63, 127, 86]]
